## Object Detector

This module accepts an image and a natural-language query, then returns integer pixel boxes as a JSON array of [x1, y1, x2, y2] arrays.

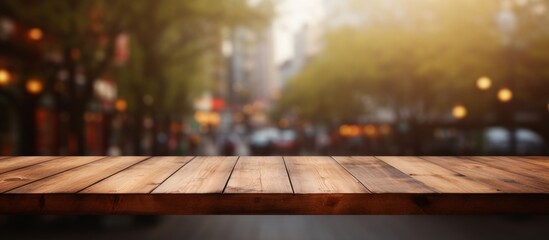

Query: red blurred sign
[[212, 98, 225, 111], [115, 33, 129, 65]]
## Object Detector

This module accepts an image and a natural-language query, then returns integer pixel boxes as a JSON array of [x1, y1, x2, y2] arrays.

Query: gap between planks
[[0, 156, 108, 193], [0, 156, 64, 174]]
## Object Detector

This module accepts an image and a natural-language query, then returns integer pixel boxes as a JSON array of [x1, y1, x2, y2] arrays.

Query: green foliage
[[279, 0, 549, 123], [3, 0, 272, 118]]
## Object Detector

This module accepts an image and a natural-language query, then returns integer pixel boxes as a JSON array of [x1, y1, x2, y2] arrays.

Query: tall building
[[277, 23, 323, 89], [228, 26, 277, 107]]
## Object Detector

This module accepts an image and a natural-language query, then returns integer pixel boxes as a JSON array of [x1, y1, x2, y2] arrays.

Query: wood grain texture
[[2, 193, 549, 214], [513, 156, 549, 168], [468, 157, 549, 187], [378, 156, 498, 193], [333, 156, 434, 193], [153, 156, 238, 193], [1, 156, 549, 215], [8, 156, 148, 193], [422, 156, 547, 192], [0, 156, 60, 174], [225, 156, 292, 193], [284, 156, 368, 193], [0, 156, 105, 192], [81, 156, 194, 194]]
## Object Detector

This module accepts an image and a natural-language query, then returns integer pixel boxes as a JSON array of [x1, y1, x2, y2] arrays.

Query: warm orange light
[[452, 104, 467, 119], [115, 99, 128, 112], [339, 125, 360, 137], [194, 111, 221, 126], [476, 76, 492, 90], [26, 79, 43, 94], [0, 69, 10, 86], [363, 124, 377, 138], [339, 125, 350, 136], [497, 87, 513, 102], [349, 125, 361, 136], [28, 28, 43, 41]]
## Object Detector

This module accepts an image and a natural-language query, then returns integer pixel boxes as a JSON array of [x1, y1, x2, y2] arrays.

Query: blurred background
[[0, 0, 548, 157], [2, 1, 549, 239]]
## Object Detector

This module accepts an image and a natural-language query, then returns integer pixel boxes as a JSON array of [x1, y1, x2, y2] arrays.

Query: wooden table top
[[1, 156, 548, 214]]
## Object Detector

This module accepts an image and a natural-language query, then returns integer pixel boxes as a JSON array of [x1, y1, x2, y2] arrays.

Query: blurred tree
[[279, 1, 497, 122], [279, 0, 549, 123], [112, 0, 272, 154], [278, 0, 549, 153], [3, 0, 272, 154]]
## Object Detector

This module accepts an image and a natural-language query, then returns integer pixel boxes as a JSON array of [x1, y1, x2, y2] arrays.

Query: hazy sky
[[273, 0, 324, 64]]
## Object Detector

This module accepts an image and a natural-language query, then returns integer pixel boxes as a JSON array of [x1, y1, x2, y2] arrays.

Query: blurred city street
[[1, 0, 549, 238], [1, 0, 548, 157]]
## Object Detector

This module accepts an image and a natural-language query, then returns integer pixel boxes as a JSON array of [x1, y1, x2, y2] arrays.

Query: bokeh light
[[115, 99, 128, 112], [497, 87, 513, 102], [0, 69, 10, 86], [28, 28, 43, 41], [452, 104, 467, 119], [476, 76, 492, 90], [26, 79, 43, 94]]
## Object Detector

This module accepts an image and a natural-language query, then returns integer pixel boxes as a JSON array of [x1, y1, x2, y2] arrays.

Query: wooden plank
[[422, 156, 548, 192], [81, 156, 194, 194], [467, 156, 549, 186], [225, 156, 292, 194], [0, 156, 60, 174], [284, 156, 368, 193], [153, 156, 238, 193], [377, 156, 498, 193], [8, 156, 148, 193], [2, 193, 549, 214], [516, 156, 549, 169], [0, 156, 105, 192], [333, 156, 434, 193], [1, 156, 549, 215]]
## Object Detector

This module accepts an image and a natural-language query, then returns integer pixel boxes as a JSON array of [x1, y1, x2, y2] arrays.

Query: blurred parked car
[[248, 127, 279, 155], [274, 129, 300, 155]]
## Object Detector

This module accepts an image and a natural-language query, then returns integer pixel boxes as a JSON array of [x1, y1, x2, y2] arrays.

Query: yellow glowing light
[[497, 87, 513, 102], [28, 28, 43, 41], [476, 76, 492, 90], [0, 69, 10, 86], [452, 104, 467, 119], [194, 111, 220, 126], [115, 99, 128, 112], [26, 79, 43, 94]]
